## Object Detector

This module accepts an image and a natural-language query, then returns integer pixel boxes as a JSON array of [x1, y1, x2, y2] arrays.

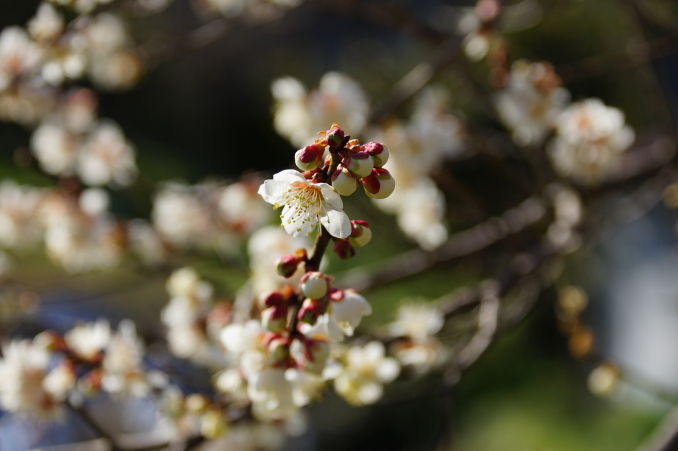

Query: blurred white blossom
[[334, 341, 400, 405]]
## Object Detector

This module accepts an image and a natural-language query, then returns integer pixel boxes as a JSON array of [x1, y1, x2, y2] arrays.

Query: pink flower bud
[[331, 165, 358, 196], [298, 298, 322, 325], [345, 151, 374, 178], [276, 251, 305, 278], [333, 238, 355, 260], [295, 144, 324, 171], [326, 125, 345, 148], [300, 271, 329, 299], [349, 220, 372, 248], [261, 306, 287, 333], [262, 291, 286, 308], [268, 336, 290, 363], [362, 142, 389, 167], [361, 168, 395, 199]]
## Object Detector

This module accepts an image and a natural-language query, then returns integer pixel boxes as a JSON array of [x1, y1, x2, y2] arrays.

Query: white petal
[[273, 169, 307, 184], [320, 208, 351, 238], [331, 292, 372, 335], [282, 204, 318, 237], [318, 183, 343, 210], [258, 180, 288, 205], [357, 381, 383, 404]]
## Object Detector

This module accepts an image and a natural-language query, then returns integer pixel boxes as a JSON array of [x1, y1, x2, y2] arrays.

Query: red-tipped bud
[[345, 151, 374, 178], [295, 144, 324, 171], [361, 168, 395, 199], [261, 305, 288, 333], [268, 336, 290, 363], [326, 124, 345, 148], [333, 238, 355, 260], [349, 220, 372, 248], [300, 271, 330, 299], [262, 291, 286, 308], [362, 142, 389, 167], [298, 298, 322, 325], [331, 165, 358, 196], [276, 252, 304, 278]]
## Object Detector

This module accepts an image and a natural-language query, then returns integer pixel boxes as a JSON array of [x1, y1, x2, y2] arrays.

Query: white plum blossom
[[218, 181, 271, 235], [396, 178, 448, 251], [547, 98, 635, 184], [258, 170, 351, 239], [65, 319, 112, 361], [495, 60, 570, 146], [272, 73, 368, 148], [28, 3, 65, 44], [31, 121, 80, 176], [334, 341, 400, 405], [162, 267, 214, 362], [0, 339, 64, 419], [0, 27, 42, 91], [388, 302, 444, 341], [39, 189, 123, 273], [77, 120, 137, 187], [101, 320, 148, 397], [0, 181, 47, 249], [328, 290, 372, 338]]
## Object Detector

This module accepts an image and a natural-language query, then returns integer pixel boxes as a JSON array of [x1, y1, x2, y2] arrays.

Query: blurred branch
[[556, 32, 678, 84], [368, 36, 462, 124], [337, 196, 546, 291]]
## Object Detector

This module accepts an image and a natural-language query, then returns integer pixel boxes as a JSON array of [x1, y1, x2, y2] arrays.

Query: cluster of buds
[[332, 220, 372, 260], [295, 124, 395, 200]]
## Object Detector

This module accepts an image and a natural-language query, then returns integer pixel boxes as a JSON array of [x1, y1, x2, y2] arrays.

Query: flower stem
[[306, 225, 332, 272]]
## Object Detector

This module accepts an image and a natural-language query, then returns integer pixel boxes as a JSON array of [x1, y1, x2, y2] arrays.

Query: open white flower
[[258, 170, 351, 239], [334, 341, 400, 405]]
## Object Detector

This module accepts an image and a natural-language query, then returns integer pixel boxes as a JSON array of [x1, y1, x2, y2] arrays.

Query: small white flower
[[329, 290, 372, 338], [101, 320, 148, 397], [28, 3, 65, 44], [77, 120, 137, 187], [0, 27, 42, 91], [65, 319, 112, 361], [258, 170, 351, 239], [334, 341, 400, 405], [388, 302, 444, 342], [548, 98, 634, 184]]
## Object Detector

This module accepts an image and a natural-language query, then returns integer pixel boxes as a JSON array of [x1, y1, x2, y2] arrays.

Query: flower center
[[279, 182, 324, 232]]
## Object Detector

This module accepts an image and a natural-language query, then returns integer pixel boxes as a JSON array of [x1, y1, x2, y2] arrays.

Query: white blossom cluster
[[152, 179, 271, 254], [0, 319, 148, 419], [387, 302, 449, 375], [271, 73, 464, 251], [495, 60, 570, 147], [272, 73, 369, 148], [368, 87, 464, 250], [494, 62, 634, 185]]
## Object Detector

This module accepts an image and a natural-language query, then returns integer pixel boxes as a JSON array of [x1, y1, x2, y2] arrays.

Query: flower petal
[[320, 208, 351, 239], [258, 180, 289, 205], [318, 183, 343, 210], [273, 169, 307, 184]]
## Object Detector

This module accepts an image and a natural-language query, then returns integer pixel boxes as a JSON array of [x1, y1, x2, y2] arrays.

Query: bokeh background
[[3, 1, 678, 450]]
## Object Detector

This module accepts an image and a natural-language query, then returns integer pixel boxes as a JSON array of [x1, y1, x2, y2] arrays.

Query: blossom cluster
[[196, 0, 302, 20], [272, 74, 464, 250], [0, 319, 148, 420]]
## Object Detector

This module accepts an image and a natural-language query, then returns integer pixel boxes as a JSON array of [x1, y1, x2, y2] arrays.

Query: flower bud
[[331, 165, 358, 196], [349, 220, 372, 248], [276, 251, 305, 278], [262, 291, 285, 308], [268, 336, 290, 362], [300, 271, 329, 299], [333, 238, 355, 260], [362, 142, 389, 167], [361, 168, 395, 199], [295, 144, 324, 171], [261, 306, 287, 333], [346, 151, 374, 178], [326, 124, 345, 148], [298, 298, 322, 325]]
